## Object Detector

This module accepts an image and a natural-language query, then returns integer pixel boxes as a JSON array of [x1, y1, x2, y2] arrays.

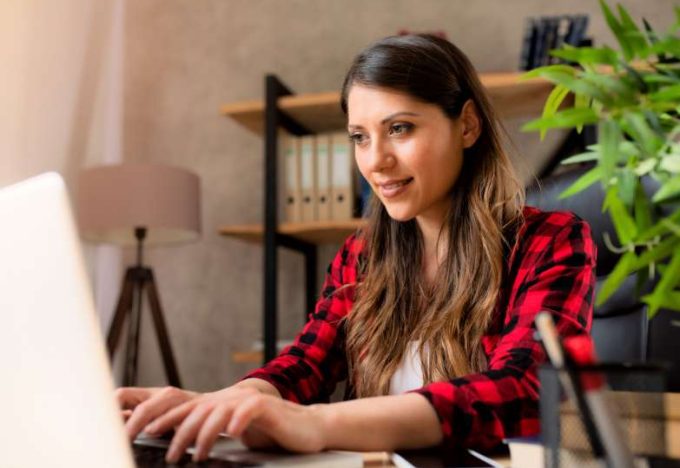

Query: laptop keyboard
[[133, 444, 258, 467]]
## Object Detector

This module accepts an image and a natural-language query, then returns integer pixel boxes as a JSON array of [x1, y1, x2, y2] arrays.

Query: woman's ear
[[460, 100, 482, 149]]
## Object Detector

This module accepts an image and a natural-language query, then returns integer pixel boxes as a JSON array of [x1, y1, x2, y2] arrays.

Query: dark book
[[520, 18, 538, 70]]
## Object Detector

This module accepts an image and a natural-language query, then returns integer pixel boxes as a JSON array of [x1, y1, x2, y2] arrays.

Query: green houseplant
[[523, 1, 680, 317]]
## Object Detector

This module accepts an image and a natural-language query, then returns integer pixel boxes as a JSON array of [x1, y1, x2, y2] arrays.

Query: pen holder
[[539, 362, 671, 468]]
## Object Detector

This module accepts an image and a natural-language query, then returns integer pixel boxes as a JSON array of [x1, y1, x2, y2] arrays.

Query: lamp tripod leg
[[106, 269, 136, 359], [145, 270, 182, 388], [123, 269, 144, 387]]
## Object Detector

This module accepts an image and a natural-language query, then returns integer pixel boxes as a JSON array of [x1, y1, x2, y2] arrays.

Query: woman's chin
[[384, 207, 416, 223]]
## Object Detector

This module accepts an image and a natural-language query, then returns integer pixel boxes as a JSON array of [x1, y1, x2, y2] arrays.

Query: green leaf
[[657, 249, 680, 289], [583, 73, 634, 100], [621, 62, 649, 93], [618, 170, 637, 208], [549, 46, 619, 65], [574, 93, 591, 133], [597, 251, 638, 306], [644, 249, 680, 316], [558, 165, 602, 199], [642, 290, 680, 317], [623, 113, 663, 156], [653, 37, 680, 58], [636, 236, 680, 265], [561, 151, 599, 165], [637, 209, 680, 242], [540, 84, 571, 139], [522, 108, 600, 132], [635, 267, 650, 299], [649, 84, 680, 102], [652, 175, 680, 202], [617, 5, 649, 57], [600, 120, 621, 182], [520, 65, 577, 80], [599, 0, 634, 60], [605, 186, 638, 244], [660, 155, 680, 173], [643, 74, 680, 85], [633, 181, 653, 231], [663, 218, 680, 237], [634, 158, 657, 176]]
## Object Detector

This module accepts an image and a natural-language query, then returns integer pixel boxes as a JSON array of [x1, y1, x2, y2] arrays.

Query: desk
[[133, 443, 511, 467]]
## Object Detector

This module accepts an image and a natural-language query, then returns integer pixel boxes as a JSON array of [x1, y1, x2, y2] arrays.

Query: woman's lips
[[377, 177, 413, 199]]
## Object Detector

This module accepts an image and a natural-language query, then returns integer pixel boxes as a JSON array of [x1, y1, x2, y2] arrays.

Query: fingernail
[[165, 447, 178, 463], [144, 423, 156, 435], [226, 419, 238, 435]]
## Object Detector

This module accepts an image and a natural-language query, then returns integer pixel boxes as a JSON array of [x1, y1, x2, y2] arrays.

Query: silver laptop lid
[[0, 173, 133, 467]]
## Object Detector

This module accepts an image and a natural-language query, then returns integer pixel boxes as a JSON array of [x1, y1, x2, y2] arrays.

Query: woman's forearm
[[317, 393, 442, 451], [233, 378, 282, 398]]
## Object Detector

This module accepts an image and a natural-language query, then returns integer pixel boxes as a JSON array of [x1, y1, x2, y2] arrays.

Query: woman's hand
[[115, 386, 199, 440], [146, 391, 328, 463]]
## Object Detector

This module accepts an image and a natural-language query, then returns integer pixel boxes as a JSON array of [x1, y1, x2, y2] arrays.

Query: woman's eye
[[389, 123, 413, 136], [350, 133, 367, 145]]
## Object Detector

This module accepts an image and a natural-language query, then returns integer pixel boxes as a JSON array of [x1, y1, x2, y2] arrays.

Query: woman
[[118, 34, 595, 463]]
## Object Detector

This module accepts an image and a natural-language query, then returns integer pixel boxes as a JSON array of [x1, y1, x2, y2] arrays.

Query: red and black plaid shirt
[[244, 206, 596, 450]]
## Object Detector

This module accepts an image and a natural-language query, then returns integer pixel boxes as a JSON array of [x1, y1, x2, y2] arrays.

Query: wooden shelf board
[[219, 218, 366, 244], [232, 350, 263, 364], [221, 73, 554, 135]]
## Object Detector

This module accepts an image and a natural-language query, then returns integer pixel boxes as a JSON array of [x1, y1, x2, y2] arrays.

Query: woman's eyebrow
[[380, 111, 420, 124], [348, 111, 421, 130]]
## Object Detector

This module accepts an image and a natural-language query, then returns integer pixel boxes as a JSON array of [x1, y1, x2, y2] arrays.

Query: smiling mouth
[[378, 178, 413, 198]]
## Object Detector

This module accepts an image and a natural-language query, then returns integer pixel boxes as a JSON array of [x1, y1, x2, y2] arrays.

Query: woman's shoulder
[[510, 206, 594, 260], [520, 205, 590, 237], [327, 230, 367, 285]]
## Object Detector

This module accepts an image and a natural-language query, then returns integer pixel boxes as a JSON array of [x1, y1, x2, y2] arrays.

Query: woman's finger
[[121, 409, 133, 422], [193, 404, 234, 461], [144, 398, 195, 436], [115, 387, 153, 410], [125, 387, 192, 440], [226, 394, 269, 437], [165, 404, 213, 463]]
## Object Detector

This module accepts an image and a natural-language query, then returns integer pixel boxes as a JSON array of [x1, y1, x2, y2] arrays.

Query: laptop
[[0, 173, 362, 467]]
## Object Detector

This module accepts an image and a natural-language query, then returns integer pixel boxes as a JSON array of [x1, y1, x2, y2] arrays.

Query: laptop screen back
[[0, 173, 134, 467]]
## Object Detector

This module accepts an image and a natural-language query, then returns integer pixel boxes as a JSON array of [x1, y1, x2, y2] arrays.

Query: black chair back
[[526, 167, 648, 363]]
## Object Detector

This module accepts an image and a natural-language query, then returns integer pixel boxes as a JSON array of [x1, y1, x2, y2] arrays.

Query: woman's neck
[[416, 214, 448, 285]]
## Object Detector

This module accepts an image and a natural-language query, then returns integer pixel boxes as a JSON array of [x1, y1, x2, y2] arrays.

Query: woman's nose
[[366, 139, 396, 172]]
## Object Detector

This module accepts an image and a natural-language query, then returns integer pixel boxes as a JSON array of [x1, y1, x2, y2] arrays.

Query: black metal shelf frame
[[262, 74, 318, 363]]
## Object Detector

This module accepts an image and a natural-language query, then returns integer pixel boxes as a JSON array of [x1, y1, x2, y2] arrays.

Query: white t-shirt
[[389, 342, 425, 394]]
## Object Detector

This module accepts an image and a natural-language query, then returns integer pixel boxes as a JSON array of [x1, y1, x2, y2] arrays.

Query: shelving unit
[[220, 219, 365, 245], [221, 73, 554, 136], [220, 72, 556, 364]]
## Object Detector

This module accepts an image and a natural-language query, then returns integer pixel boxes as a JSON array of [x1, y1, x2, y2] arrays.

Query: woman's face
[[347, 84, 479, 225]]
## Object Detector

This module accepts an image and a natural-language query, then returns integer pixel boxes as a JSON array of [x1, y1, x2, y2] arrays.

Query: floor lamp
[[77, 163, 201, 388]]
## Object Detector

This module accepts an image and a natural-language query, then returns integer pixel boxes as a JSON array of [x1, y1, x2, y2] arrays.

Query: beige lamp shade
[[77, 163, 201, 246]]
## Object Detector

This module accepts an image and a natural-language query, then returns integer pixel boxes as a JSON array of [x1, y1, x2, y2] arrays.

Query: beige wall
[[0, 0, 127, 354], [120, 0, 674, 390]]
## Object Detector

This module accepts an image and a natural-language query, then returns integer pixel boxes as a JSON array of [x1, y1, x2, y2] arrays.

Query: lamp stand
[[106, 227, 182, 388]]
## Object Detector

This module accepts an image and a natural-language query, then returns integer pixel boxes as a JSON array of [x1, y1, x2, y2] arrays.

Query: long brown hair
[[340, 34, 524, 397]]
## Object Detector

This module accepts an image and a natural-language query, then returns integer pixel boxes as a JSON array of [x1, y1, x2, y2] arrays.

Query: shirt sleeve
[[241, 234, 361, 403], [411, 212, 596, 450]]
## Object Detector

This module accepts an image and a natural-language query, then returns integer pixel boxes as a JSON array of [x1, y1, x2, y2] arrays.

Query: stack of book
[[280, 131, 369, 223], [519, 14, 590, 71], [559, 391, 680, 461]]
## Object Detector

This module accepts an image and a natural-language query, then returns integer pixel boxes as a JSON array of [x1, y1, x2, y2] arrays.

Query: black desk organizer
[[539, 362, 680, 468]]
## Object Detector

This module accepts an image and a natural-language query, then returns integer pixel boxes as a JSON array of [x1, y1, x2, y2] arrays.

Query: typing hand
[[143, 389, 327, 463], [115, 386, 198, 440]]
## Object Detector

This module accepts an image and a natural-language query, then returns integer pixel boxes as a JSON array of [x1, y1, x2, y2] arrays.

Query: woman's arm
[[162, 389, 442, 462], [243, 233, 363, 403], [318, 393, 442, 451], [410, 210, 597, 450]]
